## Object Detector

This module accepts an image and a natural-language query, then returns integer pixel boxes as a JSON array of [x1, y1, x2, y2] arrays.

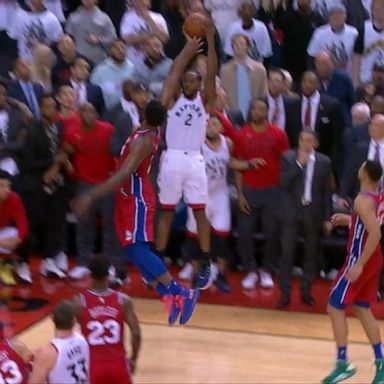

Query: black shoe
[[277, 294, 291, 309], [301, 293, 315, 306], [215, 272, 232, 293]]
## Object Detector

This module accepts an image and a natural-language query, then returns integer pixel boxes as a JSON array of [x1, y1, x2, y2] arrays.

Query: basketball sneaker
[[373, 359, 384, 384], [14, 262, 33, 284], [55, 252, 69, 272], [215, 272, 231, 293], [40, 258, 66, 279], [322, 361, 356, 383], [0, 263, 17, 286], [179, 288, 200, 325], [178, 263, 194, 280], [193, 261, 214, 290], [164, 295, 184, 325]]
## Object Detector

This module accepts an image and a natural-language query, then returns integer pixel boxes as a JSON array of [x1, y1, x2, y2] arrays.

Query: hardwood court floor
[[19, 298, 383, 383]]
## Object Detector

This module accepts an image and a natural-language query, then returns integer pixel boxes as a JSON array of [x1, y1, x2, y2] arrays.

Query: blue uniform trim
[[329, 217, 365, 308], [133, 174, 148, 243]]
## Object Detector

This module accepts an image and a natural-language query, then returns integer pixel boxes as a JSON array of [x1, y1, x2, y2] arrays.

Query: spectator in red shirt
[[55, 85, 82, 133], [0, 170, 30, 285], [235, 98, 290, 290], [64, 103, 124, 285]]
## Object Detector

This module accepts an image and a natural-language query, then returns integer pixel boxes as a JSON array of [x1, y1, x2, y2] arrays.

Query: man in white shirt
[[120, 0, 169, 65], [16, 0, 63, 62], [90, 39, 135, 109], [224, 0, 272, 62], [308, 4, 358, 75], [353, 0, 384, 86], [204, 0, 241, 45]]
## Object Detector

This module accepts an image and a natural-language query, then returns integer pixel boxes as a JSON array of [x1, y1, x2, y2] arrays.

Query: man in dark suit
[[278, 130, 333, 308], [7, 58, 44, 121], [267, 67, 299, 147], [20, 95, 71, 280], [0, 83, 28, 179], [285, 70, 345, 180], [315, 51, 354, 127], [66, 57, 105, 115]]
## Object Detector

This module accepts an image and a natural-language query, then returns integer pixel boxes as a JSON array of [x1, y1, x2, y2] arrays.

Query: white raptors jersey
[[361, 20, 384, 83], [203, 135, 230, 194], [48, 332, 90, 384], [166, 92, 208, 151]]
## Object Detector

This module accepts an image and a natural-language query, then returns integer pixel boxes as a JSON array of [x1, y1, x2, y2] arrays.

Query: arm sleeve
[[307, 30, 320, 56], [101, 15, 117, 47], [280, 154, 303, 189], [279, 130, 291, 153], [259, 24, 273, 58], [154, 13, 168, 33], [48, 15, 63, 43], [233, 133, 245, 159], [120, 13, 133, 37], [323, 158, 333, 221], [65, 14, 75, 35]]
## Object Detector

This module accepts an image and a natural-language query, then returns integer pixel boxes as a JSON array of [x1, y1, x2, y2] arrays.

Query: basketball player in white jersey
[[184, 114, 258, 292], [156, 21, 218, 290], [29, 300, 90, 384]]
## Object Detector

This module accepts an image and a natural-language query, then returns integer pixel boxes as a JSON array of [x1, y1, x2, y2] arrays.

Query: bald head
[[351, 102, 371, 125], [369, 114, 384, 141], [371, 95, 384, 117], [315, 51, 334, 79]]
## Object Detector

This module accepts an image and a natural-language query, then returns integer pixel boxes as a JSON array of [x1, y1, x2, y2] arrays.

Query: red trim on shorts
[[160, 204, 177, 210], [186, 231, 198, 238], [211, 228, 230, 237], [189, 204, 206, 210]]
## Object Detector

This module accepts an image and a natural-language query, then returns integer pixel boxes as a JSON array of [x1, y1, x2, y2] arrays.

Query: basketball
[[184, 13, 208, 39]]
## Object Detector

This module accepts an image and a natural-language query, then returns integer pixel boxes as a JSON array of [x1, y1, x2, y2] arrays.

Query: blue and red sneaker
[[179, 288, 200, 325], [163, 295, 183, 325]]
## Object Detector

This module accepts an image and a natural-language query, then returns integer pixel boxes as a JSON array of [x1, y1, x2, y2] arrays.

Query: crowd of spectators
[[1, 0, 384, 308]]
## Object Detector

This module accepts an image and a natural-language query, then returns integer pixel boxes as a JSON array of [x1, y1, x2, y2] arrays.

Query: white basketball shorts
[[186, 188, 231, 236], [157, 149, 208, 209]]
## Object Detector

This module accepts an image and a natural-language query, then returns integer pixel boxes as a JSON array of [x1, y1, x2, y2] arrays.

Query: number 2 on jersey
[[184, 113, 193, 126], [87, 320, 121, 345], [0, 360, 22, 384]]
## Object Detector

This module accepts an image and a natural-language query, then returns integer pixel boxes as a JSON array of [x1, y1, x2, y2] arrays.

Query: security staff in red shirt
[[235, 98, 290, 290]]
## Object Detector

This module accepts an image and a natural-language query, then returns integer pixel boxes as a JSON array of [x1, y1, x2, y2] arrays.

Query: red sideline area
[[2, 257, 384, 337]]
